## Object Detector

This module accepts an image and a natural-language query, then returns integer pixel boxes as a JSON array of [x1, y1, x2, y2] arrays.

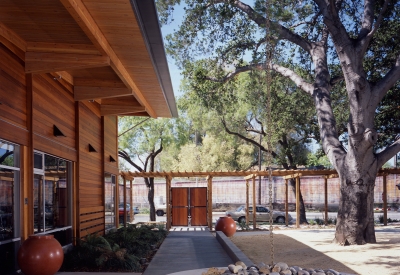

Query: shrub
[[61, 224, 167, 272]]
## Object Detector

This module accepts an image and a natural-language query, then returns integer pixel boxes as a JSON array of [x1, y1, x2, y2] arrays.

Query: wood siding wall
[[0, 43, 28, 145], [78, 101, 105, 237], [103, 115, 118, 175], [32, 74, 76, 161], [0, 39, 120, 240]]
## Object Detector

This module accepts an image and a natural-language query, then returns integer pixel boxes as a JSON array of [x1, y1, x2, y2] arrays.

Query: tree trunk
[[334, 170, 377, 245], [148, 177, 156, 221], [289, 178, 307, 224]]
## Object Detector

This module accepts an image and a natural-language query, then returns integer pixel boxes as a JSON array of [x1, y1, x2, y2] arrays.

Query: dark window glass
[[34, 154, 71, 239], [105, 173, 116, 229], [0, 141, 17, 168], [0, 168, 17, 241], [34, 153, 42, 169]]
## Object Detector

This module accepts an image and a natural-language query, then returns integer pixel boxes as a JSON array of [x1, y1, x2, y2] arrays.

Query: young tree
[[159, 0, 400, 244], [118, 117, 175, 221]]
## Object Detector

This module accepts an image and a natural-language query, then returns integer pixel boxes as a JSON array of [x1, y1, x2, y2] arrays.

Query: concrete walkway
[[142, 227, 233, 275]]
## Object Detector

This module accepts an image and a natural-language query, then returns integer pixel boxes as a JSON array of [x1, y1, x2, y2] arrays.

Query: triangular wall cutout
[[53, 125, 66, 137], [110, 155, 116, 162], [88, 144, 97, 152]]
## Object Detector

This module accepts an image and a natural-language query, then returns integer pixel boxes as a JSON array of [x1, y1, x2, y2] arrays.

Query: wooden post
[[324, 176, 328, 226], [130, 179, 133, 223], [207, 176, 213, 230], [166, 176, 172, 230], [246, 179, 249, 226], [123, 177, 127, 227], [285, 179, 288, 226], [252, 175, 256, 229], [383, 174, 387, 226], [296, 176, 300, 228]]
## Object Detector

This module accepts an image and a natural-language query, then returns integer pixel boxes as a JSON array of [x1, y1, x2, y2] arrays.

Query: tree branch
[[373, 54, 400, 106], [118, 150, 143, 172], [205, 62, 314, 94], [221, 118, 278, 158], [209, 0, 313, 53], [359, 0, 389, 55], [376, 139, 400, 168]]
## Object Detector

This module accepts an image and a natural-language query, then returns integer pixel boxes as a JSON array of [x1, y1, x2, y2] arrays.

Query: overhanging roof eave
[[130, 0, 178, 118]]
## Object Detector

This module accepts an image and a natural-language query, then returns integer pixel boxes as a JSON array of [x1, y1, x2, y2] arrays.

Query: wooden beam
[[25, 52, 110, 74], [207, 176, 213, 230], [324, 176, 328, 226], [123, 177, 127, 227], [244, 174, 256, 180], [101, 105, 146, 116], [283, 173, 302, 180], [74, 86, 132, 101], [26, 42, 100, 55], [246, 180, 249, 226], [166, 176, 172, 230], [0, 22, 27, 52], [383, 174, 387, 226], [296, 177, 300, 228], [130, 180, 133, 223], [285, 179, 288, 226], [252, 176, 256, 229], [60, 0, 157, 118]]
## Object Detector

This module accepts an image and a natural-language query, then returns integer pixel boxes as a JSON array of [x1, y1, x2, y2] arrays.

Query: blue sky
[[160, 7, 185, 98]]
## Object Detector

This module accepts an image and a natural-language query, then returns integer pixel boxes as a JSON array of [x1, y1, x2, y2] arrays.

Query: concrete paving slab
[[142, 229, 232, 275]]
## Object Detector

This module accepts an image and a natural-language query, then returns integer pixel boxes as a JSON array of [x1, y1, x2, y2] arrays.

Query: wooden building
[[0, 1, 177, 274]]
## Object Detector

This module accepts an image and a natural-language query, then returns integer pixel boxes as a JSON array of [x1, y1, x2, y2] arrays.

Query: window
[[33, 152, 72, 246], [0, 139, 20, 274], [105, 173, 116, 230]]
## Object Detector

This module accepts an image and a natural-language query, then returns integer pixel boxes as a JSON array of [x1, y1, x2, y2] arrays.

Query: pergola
[[120, 168, 400, 230]]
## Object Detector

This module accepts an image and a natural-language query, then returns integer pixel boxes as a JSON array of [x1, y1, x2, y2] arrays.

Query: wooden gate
[[171, 187, 207, 226]]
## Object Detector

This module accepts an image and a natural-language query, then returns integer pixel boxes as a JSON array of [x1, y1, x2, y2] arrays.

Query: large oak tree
[[159, 0, 400, 244]]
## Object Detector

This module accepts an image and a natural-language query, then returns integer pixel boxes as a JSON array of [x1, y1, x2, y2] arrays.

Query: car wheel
[[276, 216, 285, 223], [238, 216, 246, 223], [156, 210, 164, 216]]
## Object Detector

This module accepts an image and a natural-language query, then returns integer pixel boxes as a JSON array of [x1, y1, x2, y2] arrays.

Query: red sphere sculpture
[[215, 216, 237, 237], [18, 235, 64, 275]]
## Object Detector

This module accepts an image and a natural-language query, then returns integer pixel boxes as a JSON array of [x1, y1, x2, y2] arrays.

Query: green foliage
[[61, 224, 167, 272], [306, 152, 333, 169], [237, 221, 250, 231]]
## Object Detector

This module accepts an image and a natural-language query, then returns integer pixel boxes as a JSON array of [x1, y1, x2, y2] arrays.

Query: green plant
[[141, 208, 150, 214], [61, 224, 167, 272], [237, 221, 249, 231], [309, 219, 316, 225]]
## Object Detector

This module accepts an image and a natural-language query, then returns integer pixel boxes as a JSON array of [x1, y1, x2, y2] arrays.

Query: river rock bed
[[202, 261, 351, 275]]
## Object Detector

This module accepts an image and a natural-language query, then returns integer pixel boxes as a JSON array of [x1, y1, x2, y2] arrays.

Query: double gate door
[[171, 187, 207, 226]]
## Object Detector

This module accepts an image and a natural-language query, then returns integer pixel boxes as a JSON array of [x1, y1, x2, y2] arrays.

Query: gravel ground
[[230, 225, 400, 275]]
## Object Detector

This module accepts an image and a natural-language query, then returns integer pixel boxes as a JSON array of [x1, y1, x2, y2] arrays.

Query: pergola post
[[285, 179, 288, 226], [296, 176, 300, 228], [123, 177, 127, 227], [207, 176, 213, 230], [165, 176, 172, 230], [130, 179, 133, 223], [324, 176, 328, 226], [252, 175, 256, 229], [246, 179, 249, 226], [383, 174, 387, 226]]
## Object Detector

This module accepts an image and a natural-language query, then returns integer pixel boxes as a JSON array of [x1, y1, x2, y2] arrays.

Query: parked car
[[118, 203, 130, 216], [225, 205, 292, 224], [156, 204, 166, 216], [119, 204, 140, 216]]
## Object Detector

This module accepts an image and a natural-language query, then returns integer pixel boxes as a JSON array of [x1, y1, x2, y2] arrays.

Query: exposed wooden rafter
[[26, 42, 100, 55], [101, 105, 146, 116], [25, 52, 110, 74], [74, 86, 132, 101], [60, 0, 157, 118]]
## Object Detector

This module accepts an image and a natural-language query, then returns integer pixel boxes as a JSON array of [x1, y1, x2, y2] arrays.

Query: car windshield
[[236, 206, 244, 212]]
